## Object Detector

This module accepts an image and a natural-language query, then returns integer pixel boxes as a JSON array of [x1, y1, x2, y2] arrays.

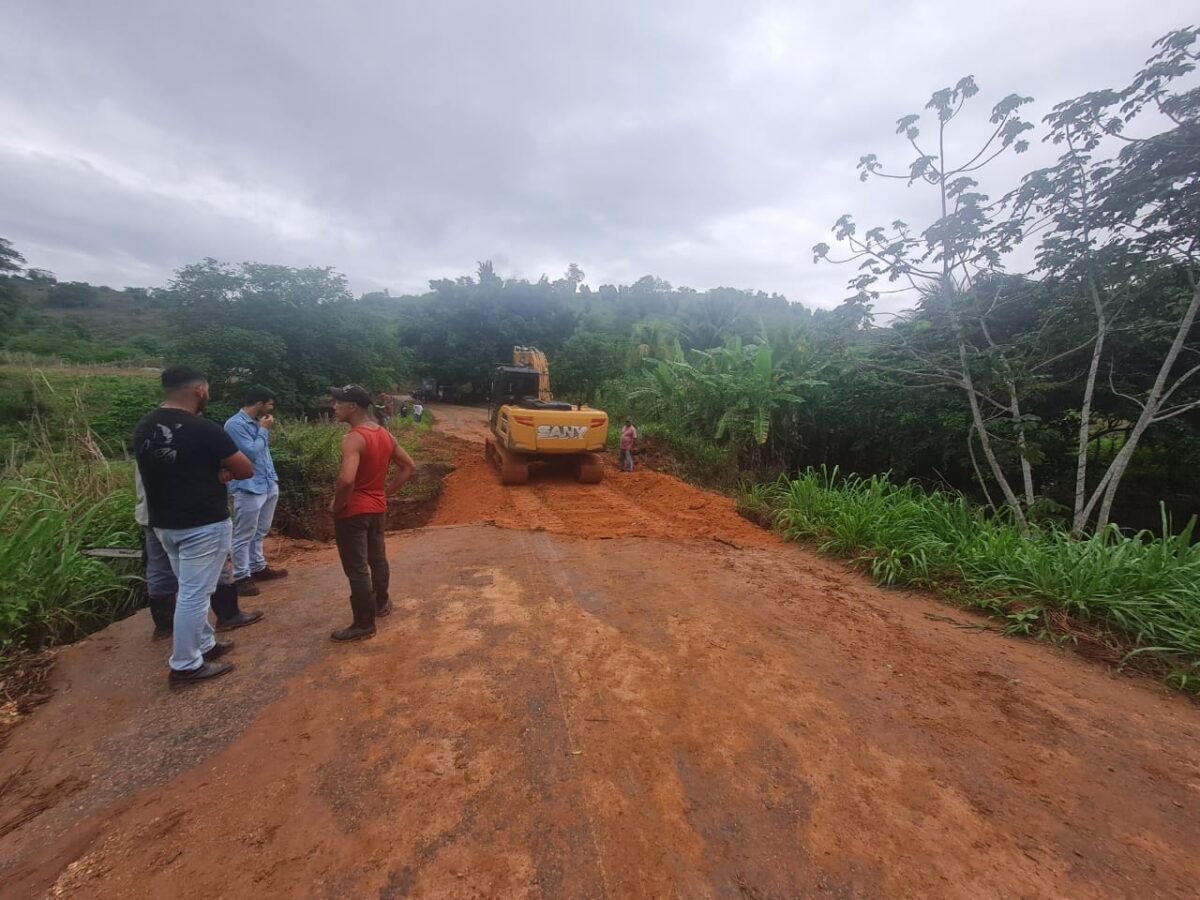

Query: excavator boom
[[511, 346, 552, 400]]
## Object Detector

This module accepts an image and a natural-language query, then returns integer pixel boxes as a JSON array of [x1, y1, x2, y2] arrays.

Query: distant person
[[135, 366, 255, 685], [224, 386, 289, 596], [135, 470, 262, 639], [620, 419, 638, 472], [328, 384, 416, 642], [399, 401, 410, 419], [437, 386, 444, 401], [375, 390, 394, 427], [413, 401, 424, 423]]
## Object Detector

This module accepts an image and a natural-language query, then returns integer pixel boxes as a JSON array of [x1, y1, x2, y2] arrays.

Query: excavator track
[[485, 438, 603, 485], [485, 438, 530, 485]]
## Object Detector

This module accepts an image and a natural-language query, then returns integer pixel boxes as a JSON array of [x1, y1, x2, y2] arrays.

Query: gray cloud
[[2, 1, 1195, 310]]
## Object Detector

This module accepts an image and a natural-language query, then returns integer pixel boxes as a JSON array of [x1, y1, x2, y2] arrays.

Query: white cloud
[[0, 0, 1195, 310]]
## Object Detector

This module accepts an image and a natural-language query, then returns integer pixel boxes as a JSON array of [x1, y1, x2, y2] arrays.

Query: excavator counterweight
[[485, 345, 608, 484]]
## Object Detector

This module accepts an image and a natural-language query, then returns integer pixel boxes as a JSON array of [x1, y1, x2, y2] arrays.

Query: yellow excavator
[[485, 346, 608, 484]]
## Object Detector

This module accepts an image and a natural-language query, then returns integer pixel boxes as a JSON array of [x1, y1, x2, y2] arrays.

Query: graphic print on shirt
[[142, 422, 180, 464]]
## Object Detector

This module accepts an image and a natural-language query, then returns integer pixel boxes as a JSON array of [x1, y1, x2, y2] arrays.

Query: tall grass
[[0, 413, 141, 659], [741, 467, 1200, 686]]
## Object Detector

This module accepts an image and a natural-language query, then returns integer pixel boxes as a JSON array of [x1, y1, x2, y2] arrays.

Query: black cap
[[330, 384, 372, 408]]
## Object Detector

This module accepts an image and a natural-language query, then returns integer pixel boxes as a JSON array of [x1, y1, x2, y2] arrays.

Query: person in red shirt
[[328, 385, 416, 642]]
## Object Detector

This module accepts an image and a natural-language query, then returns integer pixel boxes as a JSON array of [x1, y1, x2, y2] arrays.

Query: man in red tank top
[[328, 384, 416, 642]]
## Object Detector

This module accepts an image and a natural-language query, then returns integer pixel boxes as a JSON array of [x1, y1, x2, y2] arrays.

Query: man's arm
[[385, 438, 416, 495], [222, 451, 255, 481], [224, 415, 267, 463], [331, 432, 364, 514]]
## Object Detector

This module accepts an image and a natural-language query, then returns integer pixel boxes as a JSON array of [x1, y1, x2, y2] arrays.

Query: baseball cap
[[330, 384, 372, 408]]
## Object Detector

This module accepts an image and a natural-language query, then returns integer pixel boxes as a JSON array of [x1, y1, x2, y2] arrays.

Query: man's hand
[[218, 468, 234, 485], [259, 414, 275, 430], [328, 497, 340, 514]]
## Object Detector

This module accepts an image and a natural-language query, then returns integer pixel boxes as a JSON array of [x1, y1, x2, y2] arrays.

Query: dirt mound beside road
[[432, 450, 774, 546]]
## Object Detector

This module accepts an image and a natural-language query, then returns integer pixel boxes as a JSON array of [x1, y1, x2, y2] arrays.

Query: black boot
[[331, 591, 376, 642], [149, 594, 175, 639], [211, 582, 264, 631]]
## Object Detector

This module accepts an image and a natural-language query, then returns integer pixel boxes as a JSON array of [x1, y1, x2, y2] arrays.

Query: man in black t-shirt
[[134, 366, 255, 685]]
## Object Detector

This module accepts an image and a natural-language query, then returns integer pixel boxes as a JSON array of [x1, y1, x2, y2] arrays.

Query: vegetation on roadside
[[741, 469, 1200, 690], [0, 415, 141, 661]]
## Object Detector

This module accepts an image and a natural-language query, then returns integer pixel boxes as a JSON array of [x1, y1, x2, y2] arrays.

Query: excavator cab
[[489, 366, 572, 427], [489, 366, 539, 428]]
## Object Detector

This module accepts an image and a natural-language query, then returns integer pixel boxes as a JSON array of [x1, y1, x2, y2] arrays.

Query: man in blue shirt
[[224, 385, 289, 596]]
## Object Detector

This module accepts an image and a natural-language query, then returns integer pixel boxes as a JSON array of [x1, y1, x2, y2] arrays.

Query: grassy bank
[[0, 362, 161, 458], [740, 468, 1200, 690]]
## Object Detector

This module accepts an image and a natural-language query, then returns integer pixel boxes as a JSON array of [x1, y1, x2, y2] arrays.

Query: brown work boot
[[252, 566, 289, 581]]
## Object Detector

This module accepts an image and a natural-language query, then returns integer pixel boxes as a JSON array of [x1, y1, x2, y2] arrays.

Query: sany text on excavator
[[485, 346, 608, 484]]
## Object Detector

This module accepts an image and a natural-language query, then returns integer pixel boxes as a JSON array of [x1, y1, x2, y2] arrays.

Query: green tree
[[166, 259, 408, 411], [0, 237, 25, 273], [816, 76, 1039, 530], [1010, 25, 1200, 531]]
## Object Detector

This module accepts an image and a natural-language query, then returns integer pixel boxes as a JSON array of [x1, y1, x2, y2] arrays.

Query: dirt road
[[2, 407, 1199, 898]]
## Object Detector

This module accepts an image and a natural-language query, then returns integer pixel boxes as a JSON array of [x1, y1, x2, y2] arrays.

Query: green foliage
[[0, 366, 161, 458], [167, 259, 410, 412], [747, 468, 1200, 682], [0, 416, 141, 659], [552, 332, 629, 403], [92, 378, 164, 453], [0, 237, 25, 274], [621, 337, 821, 465]]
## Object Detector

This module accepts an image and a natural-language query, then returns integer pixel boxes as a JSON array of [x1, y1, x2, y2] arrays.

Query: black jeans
[[334, 513, 389, 628]]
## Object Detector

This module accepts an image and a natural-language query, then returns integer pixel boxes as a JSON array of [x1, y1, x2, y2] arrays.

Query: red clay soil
[[433, 450, 773, 546], [2, 406, 1200, 899]]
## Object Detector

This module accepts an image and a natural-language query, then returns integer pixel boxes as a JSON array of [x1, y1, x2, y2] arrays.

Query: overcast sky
[[1, 1, 1194, 310]]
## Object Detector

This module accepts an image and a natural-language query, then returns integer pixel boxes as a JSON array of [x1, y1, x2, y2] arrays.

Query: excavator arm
[[512, 346, 552, 400]]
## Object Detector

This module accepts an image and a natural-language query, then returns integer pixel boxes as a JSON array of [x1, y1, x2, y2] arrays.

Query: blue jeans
[[144, 526, 234, 595], [231, 484, 279, 581], [620, 449, 635, 472], [155, 520, 232, 671], [143, 525, 177, 598]]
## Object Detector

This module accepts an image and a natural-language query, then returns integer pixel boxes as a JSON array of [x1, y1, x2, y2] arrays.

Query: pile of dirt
[[431, 450, 775, 546]]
